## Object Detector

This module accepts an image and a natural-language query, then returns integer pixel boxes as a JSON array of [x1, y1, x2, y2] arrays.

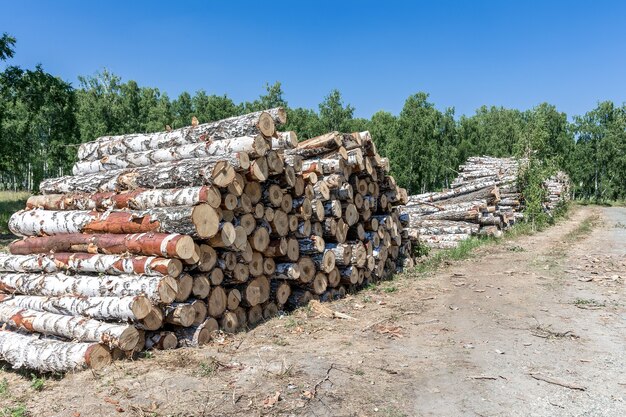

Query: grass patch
[[29, 374, 44, 392], [563, 215, 599, 242], [0, 378, 7, 396], [0, 191, 30, 235], [0, 405, 27, 417], [414, 236, 495, 273]]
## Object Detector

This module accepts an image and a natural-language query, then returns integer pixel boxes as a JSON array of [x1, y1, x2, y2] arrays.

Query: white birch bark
[[0, 253, 181, 277], [40, 158, 234, 194], [0, 272, 178, 303], [0, 331, 111, 371], [0, 304, 139, 350], [0, 294, 151, 321], [9, 204, 219, 239], [74, 135, 267, 175], [77, 108, 285, 161]]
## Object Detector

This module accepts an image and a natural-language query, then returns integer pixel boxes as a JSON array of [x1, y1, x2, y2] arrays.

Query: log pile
[[403, 156, 569, 249], [543, 171, 570, 212], [0, 109, 411, 372]]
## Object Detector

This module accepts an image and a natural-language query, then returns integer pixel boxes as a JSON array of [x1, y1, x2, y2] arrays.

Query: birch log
[[77, 108, 285, 161], [0, 253, 181, 277], [0, 272, 178, 303], [0, 331, 111, 371], [9, 233, 196, 260], [0, 293, 152, 321], [74, 135, 267, 174], [9, 205, 219, 239], [39, 158, 235, 194], [28, 185, 222, 211], [0, 304, 139, 350]]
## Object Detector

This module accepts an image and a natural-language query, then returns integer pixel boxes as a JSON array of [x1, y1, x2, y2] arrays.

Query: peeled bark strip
[[0, 272, 178, 304], [0, 304, 139, 351], [0, 294, 152, 321], [77, 109, 284, 161], [40, 158, 235, 194], [74, 135, 265, 174], [10, 204, 219, 239], [28, 185, 222, 212], [10, 233, 196, 260], [0, 331, 111, 372]]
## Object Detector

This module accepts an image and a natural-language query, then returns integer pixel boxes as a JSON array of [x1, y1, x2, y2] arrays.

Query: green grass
[[0, 191, 30, 235], [414, 236, 496, 274], [0, 378, 7, 396], [0, 405, 27, 417], [29, 374, 44, 392]]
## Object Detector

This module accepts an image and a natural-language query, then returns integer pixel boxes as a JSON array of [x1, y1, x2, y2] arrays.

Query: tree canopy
[[0, 33, 623, 200]]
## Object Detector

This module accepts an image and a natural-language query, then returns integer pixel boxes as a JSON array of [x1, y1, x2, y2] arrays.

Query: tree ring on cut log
[[130, 296, 152, 320], [211, 161, 235, 188], [221, 311, 239, 333], [298, 257, 315, 283], [174, 235, 196, 260], [286, 238, 299, 261], [85, 344, 112, 370], [117, 327, 141, 351], [192, 204, 220, 238], [208, 286, 227, 317], [247, 304, 263, 325], [159, 276, 179, 304], [175, 274, 193, 302], [257, 112, 276, 137], [140, 307, 164, 331]]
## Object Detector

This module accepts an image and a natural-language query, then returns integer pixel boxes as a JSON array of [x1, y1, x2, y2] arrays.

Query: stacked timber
[[543, 171, 570, 212], [0, 109, 410, 372], [404, 156, 571, 249]]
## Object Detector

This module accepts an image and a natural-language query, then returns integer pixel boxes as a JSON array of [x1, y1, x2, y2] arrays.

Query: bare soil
[[0, 205, 624, 417]]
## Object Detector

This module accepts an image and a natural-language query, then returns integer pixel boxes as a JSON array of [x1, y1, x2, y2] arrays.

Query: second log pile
[[403, 156, 570, 249], [0, 108, 411, 372]]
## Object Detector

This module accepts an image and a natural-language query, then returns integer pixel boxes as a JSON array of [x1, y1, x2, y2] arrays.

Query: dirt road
[[0, 205, 624, 417]]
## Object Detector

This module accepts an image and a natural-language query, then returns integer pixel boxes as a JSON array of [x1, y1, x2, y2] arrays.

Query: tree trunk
[[40, 158, 235, 194], [0, 304, 139, 351], [0, 253, 181, 277], [10, 204, 219, 239], [77, 109, 284, 161], [10, 233, 196, 260], [0, 331, 111, 372], [0, 272, 178, 303], [74, 136, 268, 175], [28, 185, 222, 212], [0, 293, 152, 321]]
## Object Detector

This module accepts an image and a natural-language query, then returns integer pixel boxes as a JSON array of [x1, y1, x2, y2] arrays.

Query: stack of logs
[[403, 156, 570, 249], [543, 171, 570, 212], [0, 108, 411, 372]]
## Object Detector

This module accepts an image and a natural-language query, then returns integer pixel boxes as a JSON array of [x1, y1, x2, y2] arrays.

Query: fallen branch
[[529, 373, 586, 391]]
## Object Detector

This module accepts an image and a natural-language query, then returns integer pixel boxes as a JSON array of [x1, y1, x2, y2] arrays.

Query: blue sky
[[1, 0, 625, 118]]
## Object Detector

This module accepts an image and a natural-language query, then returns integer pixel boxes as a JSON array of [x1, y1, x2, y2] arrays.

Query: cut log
[[0, 304, 139, 351], [175, 274, 193, 302], [227, 288, 242, 311], [74, 135, 266, 174], [10, 232, 196, 260], [164, 303, 196, 327], [145, 331, 178, 350], [0, 272, 178, 304], [207, 286, 227, 317], [10, 204, 220, 239], [28, 185, 223, 213], [0, 253, 182, 277], [0, 331, 111, 371], [0, 293, 151, 321], [220, 310, 239, 333], [174, 318, 215, 347], [77, 109, 284, 161], [40, 157, 235, 194], [271, 281, 291, 305], [240, 276, 270, 307]]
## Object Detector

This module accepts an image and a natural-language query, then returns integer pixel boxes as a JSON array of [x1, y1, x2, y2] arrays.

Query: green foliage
[[517, 158, 552, 227], [0, 36, 622, 204], [0, 191, 30, 233], [0, 33, 16, 61], [0, 405, 27, 417], [29, 374, 44, 391], [0, 378, 8, 396]]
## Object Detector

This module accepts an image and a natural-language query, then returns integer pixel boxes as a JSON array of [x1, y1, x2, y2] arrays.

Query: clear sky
[[1, 0, 625, 118]]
